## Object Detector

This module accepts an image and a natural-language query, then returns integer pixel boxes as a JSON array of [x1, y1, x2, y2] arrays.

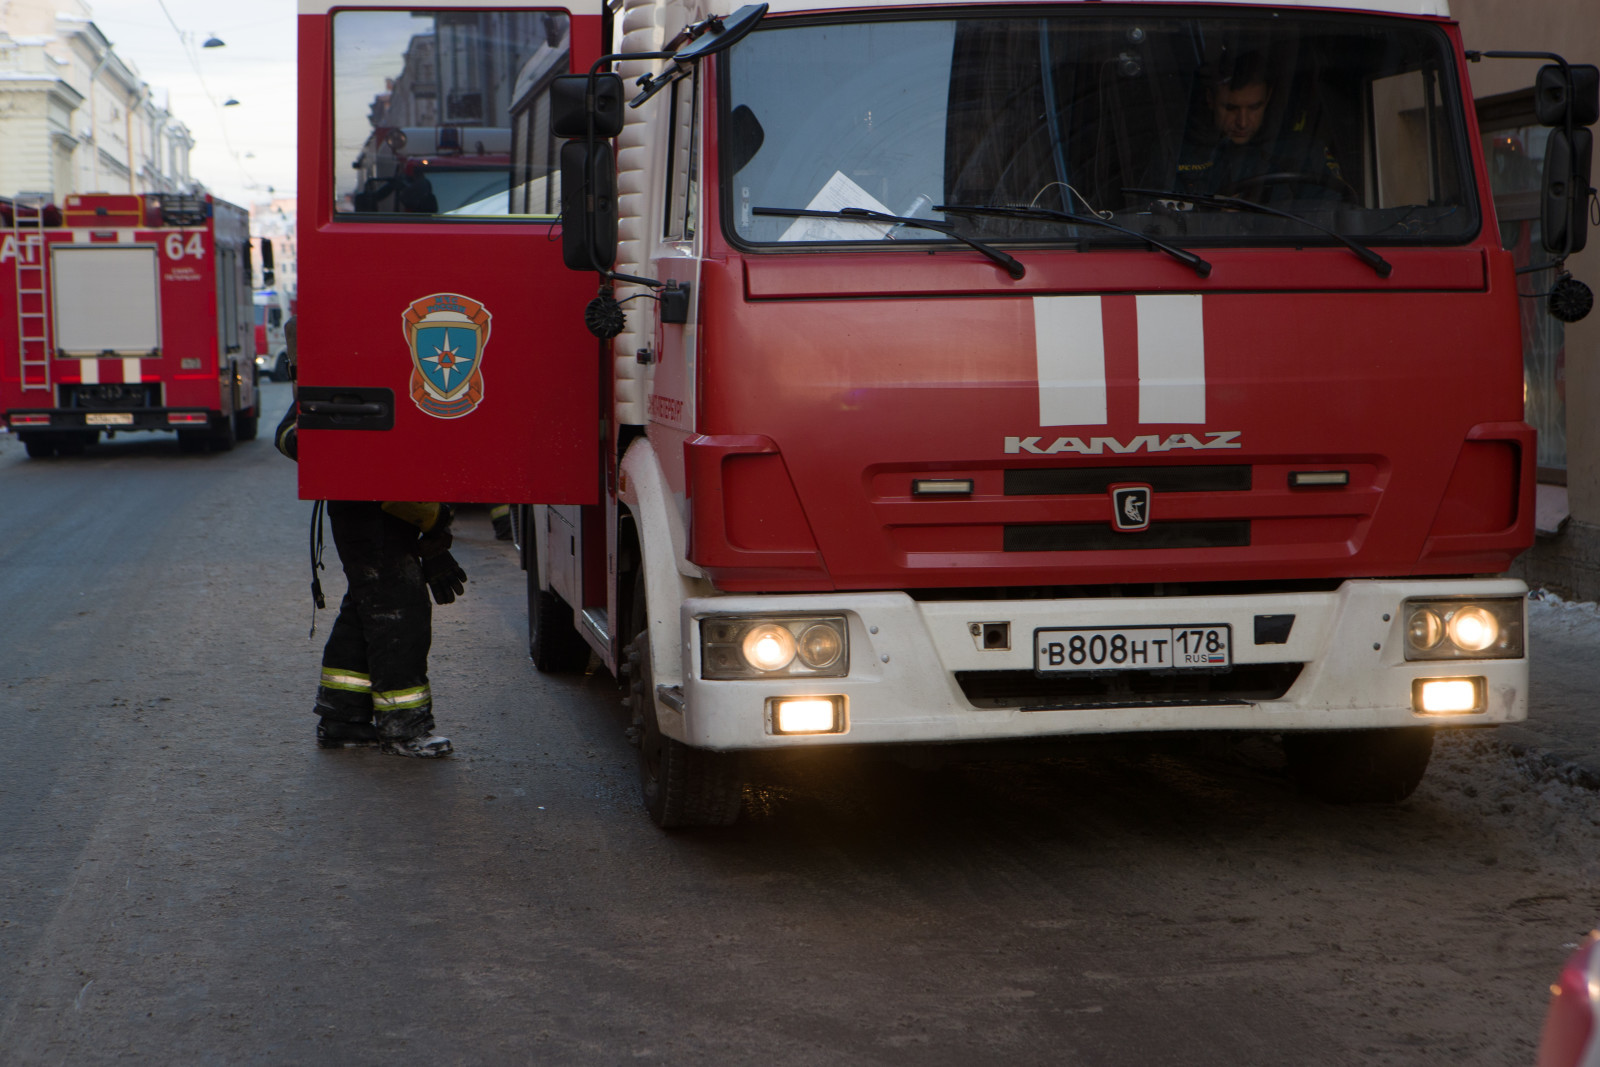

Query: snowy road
[[1, 384, 1597, 1065]]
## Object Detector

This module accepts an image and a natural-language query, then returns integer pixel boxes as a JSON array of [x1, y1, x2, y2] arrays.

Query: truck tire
[[235, 407, 259, 441], [176, 430, 206, 454], [207, 411, 236, 452], [627, 617, 743, 829], [22, 436, 56, 459], [1283, 727, 1435, 804], [526, 544, 592, 673]]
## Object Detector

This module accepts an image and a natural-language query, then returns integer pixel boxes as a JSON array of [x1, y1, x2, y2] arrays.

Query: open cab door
[[297, 3, 606, 504]]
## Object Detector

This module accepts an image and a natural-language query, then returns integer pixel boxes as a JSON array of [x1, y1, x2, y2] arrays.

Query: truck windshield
[[723, 12, 1477, 249]]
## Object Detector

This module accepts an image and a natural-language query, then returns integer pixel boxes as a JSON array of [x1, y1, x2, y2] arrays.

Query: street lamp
[[202, 35, 225, 48]]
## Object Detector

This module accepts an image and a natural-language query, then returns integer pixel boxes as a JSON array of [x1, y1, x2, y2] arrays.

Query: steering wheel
[[1221, 170, 1351, 200]]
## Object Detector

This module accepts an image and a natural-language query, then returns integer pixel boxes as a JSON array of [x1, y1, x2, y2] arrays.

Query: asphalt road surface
[[3, 383, 1598, 1065]]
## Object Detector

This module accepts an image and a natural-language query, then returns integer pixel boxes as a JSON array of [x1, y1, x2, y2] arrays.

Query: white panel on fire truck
[[50, 246, 161, 357], [1034, 296, 1107, 427], [1137, 294, 1206, 426]]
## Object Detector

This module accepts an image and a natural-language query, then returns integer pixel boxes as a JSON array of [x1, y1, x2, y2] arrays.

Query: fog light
[[770, 696, 844, 735], [1414, 677, 1484, 714], [742, 624, 796, 672]]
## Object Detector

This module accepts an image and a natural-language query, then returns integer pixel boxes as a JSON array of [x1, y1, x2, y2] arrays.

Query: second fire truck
[[1, 192, 258, 457]]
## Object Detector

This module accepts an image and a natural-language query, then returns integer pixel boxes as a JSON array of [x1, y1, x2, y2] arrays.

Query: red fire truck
[[298, 0, 1594, 826], [1, 192, 259, 458]]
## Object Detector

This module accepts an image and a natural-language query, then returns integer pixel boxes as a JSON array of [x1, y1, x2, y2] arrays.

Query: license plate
[[1034, 625, 1233, 673], [85, 413, 134, 426]]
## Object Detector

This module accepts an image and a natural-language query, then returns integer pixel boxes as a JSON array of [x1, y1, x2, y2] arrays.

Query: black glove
[[421, 550, 467, 605], [416, 523, 453, 560]]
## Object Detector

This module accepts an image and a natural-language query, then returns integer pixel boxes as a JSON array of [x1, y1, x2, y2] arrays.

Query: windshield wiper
[[751, 206, 1026, 279], [935, 203, 1211, 278], [1123, 187, 1392, 279]]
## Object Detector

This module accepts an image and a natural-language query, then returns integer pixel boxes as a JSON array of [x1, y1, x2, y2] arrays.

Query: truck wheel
[[176, 430, 206, 454], [207, 412, 236, 452], [526, 545, 591, 673], [627, 621, 743, 828], [22, 436, 56, 459], [235, 406, 259, 441], [1283, 727, 1435, 804]]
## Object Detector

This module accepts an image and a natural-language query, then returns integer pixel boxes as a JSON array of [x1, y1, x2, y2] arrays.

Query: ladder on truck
[[11, 192, 51, 393]]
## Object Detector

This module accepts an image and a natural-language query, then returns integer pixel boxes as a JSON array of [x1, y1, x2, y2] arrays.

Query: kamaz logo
[[1005, 431, 1243, 455]]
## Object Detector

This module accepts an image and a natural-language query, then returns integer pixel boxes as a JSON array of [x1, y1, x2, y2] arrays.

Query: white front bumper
[[667, 579, 1528, 750]]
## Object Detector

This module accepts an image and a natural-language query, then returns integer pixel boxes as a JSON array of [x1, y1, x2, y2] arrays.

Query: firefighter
[[489, 504, 513, 541], [275, 316, 465, 757], [1175, 51, 1345, 202]]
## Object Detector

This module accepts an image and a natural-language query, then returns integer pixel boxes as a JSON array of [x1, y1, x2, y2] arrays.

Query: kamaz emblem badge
[[1111, 484, 1152, 533], [403, 293, 491, 419]]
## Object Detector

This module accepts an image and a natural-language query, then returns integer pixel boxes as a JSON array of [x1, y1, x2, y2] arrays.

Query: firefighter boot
[[382, 734, 453, 758], [317, 718, 381, 749]]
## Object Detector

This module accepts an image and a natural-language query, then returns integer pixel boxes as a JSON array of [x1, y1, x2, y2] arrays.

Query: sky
[[84, 0, 298, 209]]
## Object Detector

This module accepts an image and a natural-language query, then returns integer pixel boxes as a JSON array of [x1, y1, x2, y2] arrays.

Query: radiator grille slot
[[1005, 465, 1252, 496], [1004, 521, 1250, 552], [957, 663, 1302, 710]]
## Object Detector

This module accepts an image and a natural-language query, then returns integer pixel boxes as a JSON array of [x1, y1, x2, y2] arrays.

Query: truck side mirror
[[1541, 126, 1593, 255], [261, 238, 275, 287], [1536, 64, 1600, 127], [551, 74, 624, 139], [560, 139, 617, 271]]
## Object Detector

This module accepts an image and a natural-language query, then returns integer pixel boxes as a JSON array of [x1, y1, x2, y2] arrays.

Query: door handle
[[298, 386, 394, 431]]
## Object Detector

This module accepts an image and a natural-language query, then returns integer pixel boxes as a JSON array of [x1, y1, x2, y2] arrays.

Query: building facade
[[0, 0, 195, 202]]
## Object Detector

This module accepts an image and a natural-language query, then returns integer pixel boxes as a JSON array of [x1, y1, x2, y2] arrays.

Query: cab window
[[332, 9, 570, 218]]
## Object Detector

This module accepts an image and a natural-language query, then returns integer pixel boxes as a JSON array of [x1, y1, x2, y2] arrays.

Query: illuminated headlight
[[1402, 598, 1524, 660], [768, 695, 846, 735], [1413, 677, 1485, 714], [700, 616, 849, 679]]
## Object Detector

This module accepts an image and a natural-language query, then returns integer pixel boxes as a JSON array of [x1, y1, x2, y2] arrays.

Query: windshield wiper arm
[[751, 206, 1026, 279], [1123, 187, 1392, 279], [935, 202, 1211, 278]]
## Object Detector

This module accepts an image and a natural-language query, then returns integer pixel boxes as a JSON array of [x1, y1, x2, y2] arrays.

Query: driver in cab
[[1176, 52, 1344, 202]]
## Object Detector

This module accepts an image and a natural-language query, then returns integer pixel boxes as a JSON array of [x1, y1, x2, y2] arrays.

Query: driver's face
[[1214, 81, 1272, 145]]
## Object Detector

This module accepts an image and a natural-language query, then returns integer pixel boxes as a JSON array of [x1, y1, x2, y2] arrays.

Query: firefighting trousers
[[314, 500, 435, 741]]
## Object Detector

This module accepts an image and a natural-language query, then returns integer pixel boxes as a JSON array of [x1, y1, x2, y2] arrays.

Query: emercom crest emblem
[[403, 293, 491, 419]]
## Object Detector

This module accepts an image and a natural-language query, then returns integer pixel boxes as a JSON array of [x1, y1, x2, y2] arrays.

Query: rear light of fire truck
[[167, 412, 208, 425], [9, 414, 50, 427]]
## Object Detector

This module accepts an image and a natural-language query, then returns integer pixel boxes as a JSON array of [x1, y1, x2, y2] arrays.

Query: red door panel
[[295, 6, 604, 505]]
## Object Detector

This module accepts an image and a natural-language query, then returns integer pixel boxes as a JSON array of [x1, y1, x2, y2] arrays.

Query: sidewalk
[[1497, 593, 1600, 788]]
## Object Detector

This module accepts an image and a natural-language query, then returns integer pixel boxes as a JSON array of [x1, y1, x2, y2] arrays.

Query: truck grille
[[1005, 465, 1252, 495], [61, 383, 158, 409], [956, 663, 1302, 710], [1003, 521, 1250, 552]]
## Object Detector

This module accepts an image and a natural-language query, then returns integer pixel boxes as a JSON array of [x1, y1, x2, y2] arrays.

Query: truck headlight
[[1402, 598, 1523, 660], [701, 616, 850, 679]]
